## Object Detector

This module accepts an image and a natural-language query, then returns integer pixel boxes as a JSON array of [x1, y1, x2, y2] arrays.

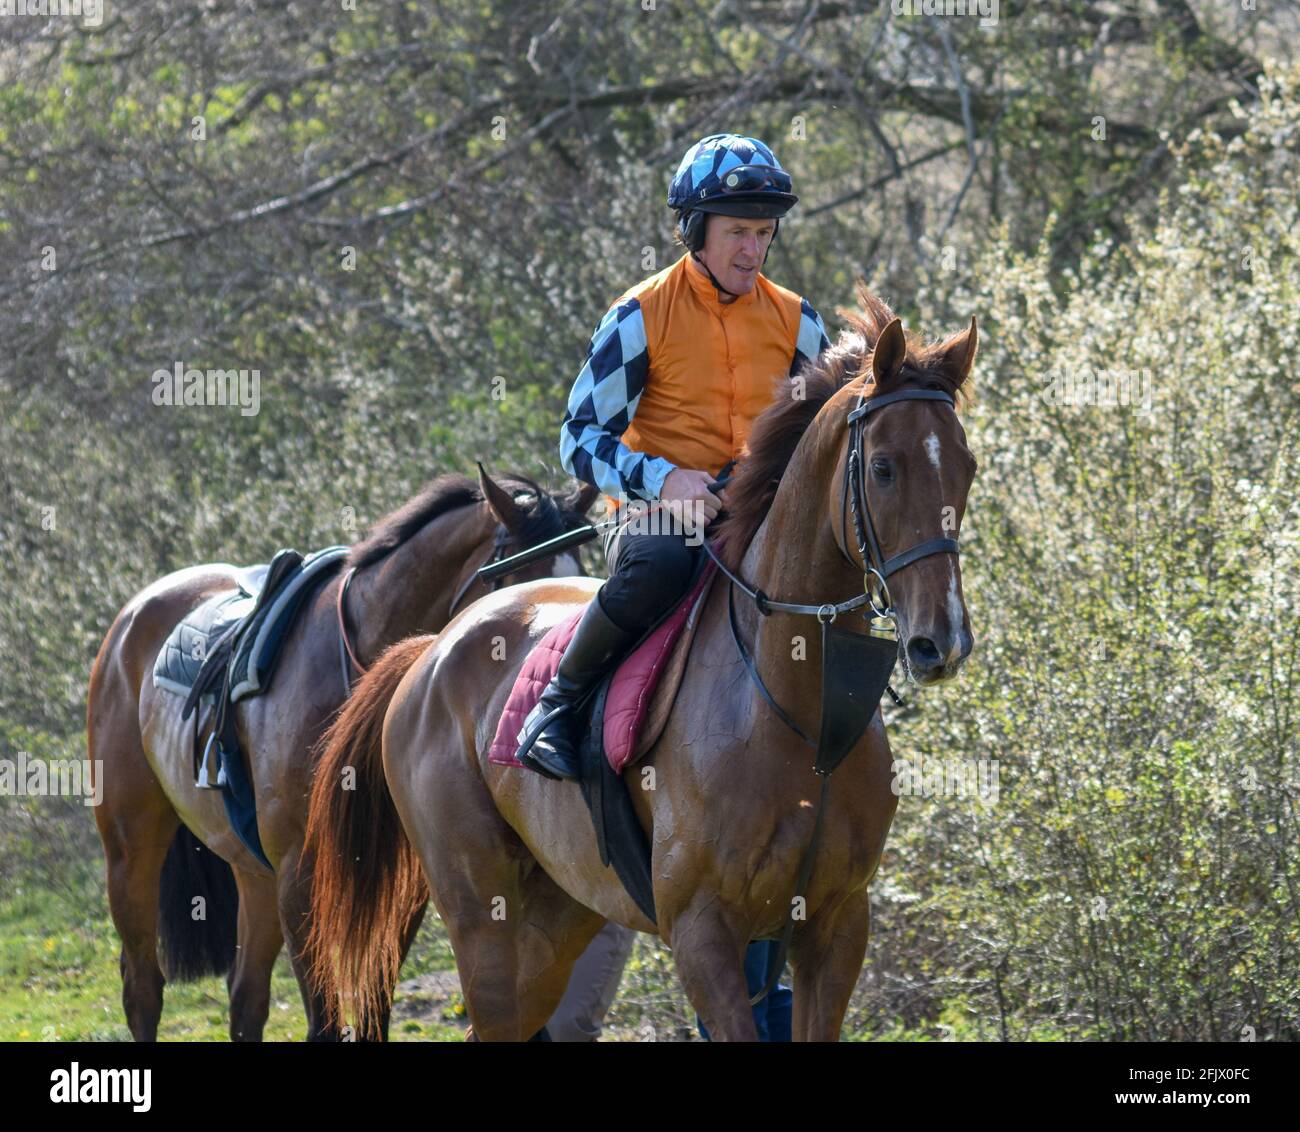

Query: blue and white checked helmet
[[667, 133, 798, 218]]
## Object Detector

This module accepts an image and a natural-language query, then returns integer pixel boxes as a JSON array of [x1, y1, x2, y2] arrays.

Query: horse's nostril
[[906, 636, 943, 671]]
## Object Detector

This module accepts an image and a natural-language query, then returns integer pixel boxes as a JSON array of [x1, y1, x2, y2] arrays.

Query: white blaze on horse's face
[[925, 429, 968, 661], [925, 431, 942, 470], [945, 569, 965, 665]]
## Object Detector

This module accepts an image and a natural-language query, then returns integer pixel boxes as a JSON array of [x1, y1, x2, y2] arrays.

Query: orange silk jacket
[[559, 253, 830, 504]]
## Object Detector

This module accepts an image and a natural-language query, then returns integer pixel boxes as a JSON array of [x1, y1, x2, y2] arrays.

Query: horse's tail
[[157, 825, 239, 981], [305, 635, 432, 1039]]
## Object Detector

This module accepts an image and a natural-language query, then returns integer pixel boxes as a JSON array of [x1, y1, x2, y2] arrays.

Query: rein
[[334, 523, 513, 694], [447, 524, 514, 618], [701, 385, 961, 1005], [335, 566, 364, 689]]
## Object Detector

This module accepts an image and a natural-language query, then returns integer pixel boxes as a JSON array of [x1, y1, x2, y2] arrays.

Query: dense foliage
[[1, 2, 1294, 1040]]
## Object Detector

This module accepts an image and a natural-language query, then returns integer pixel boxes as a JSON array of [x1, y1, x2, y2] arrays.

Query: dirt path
[[392, 970, 682, 1041]]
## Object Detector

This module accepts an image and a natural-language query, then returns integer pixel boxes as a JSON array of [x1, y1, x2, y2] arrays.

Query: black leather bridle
[[704, 384, 961, 627], [841, 387, 960, 619], [446, 523, 514, 618]]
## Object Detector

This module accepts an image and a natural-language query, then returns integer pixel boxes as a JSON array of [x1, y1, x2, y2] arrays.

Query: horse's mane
[[346, 471, 571, 569], [713, 285, 974, 571]]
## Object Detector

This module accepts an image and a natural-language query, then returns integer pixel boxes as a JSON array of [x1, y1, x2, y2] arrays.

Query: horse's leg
[[275, 847, 341, 1041], [227, 869, 283, 1041], [438, 863, 605, 1042], [511, 886, 608, 1041], [393, 754, 604, 1041], [376, 898, 429, 1041], [663, 901, 758, 1041], [788, 891, 872, 1042], [97, 788, 179, 1042], [92, 655, 180, 1042]]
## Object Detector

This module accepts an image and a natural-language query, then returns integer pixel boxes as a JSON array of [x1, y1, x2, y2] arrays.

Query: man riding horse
[[515, 132, 832, 781], [305, 133, 979, 1041]]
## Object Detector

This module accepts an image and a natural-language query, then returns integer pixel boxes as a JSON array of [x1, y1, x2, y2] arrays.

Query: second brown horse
[[88, 466, 596, 1041]]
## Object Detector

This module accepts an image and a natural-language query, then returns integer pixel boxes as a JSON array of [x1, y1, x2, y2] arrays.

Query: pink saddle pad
[[488, 562, 716, 774]]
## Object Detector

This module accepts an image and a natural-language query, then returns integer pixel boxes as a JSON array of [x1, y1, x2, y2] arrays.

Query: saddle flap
[[578, 674, 658, 926], [151, 590, 253, 711], [228, 546, 349, 702], [150, 545, 349, 875], [608, 562, 717, 771]]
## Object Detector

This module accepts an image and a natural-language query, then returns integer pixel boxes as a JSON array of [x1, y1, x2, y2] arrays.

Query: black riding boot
[[515, 595, 639, 781]]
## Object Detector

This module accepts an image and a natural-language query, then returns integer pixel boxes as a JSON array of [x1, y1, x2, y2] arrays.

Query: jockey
[[515, 132, 832, 781]]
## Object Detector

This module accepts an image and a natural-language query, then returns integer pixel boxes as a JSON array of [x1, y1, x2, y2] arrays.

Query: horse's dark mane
[[346, 471, 574, 569], [713, 286, 974, 570]]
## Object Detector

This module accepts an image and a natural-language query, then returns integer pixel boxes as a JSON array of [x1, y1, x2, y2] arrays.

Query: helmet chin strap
[[690, 251, 744, 299]]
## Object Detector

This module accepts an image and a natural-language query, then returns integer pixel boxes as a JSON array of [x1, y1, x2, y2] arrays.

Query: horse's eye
[[871, 458, 894, 482]]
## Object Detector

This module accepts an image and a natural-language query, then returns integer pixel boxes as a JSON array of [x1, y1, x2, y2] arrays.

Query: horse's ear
[[871, 317, 907, 385], [932, 316, 978, 387], [477, 462, 524, 531], [570, 481, 601, 517]]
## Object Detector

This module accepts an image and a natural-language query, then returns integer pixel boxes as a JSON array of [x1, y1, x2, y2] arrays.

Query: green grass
[[0, 871, 464, 1042], [0, 823, 979, 1043]]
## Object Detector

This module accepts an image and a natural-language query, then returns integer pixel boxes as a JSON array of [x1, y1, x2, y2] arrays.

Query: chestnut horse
[[87, 466, 596, 1041], [307, 291, 978, 1040]]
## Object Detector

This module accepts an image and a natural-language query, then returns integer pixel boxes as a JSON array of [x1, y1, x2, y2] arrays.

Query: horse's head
[[824, 293, 978, 685], [476, 463, 599, 582]]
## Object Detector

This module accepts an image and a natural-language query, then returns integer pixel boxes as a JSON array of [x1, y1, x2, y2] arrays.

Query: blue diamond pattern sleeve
[[559, 298, 677, 502], [790, 297, 832, 377]]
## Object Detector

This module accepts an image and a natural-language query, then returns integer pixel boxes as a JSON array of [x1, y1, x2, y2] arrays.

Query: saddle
[[488, 559, 719, 923], [152, 545, 349, 867], [489, 559, 717, 774]]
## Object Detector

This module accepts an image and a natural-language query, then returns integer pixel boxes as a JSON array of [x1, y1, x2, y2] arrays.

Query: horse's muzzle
[[904, 627, 972, 684]]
